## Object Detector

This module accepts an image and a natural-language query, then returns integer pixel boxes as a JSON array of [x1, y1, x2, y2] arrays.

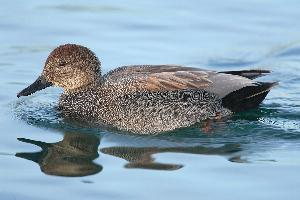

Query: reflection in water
[[16, 132, 242, 177], [16, 133, 102, 177], [101, 144, 242, 170]]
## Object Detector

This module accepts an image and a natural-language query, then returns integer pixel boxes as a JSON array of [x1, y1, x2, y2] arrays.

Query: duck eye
[[58, 60, 67, 66]]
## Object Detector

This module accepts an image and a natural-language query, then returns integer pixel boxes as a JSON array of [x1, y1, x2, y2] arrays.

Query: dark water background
[[0, 0, 300, 199]]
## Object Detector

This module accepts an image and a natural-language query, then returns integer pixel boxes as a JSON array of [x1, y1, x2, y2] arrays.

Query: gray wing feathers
[[205, 72, 255, 98], [103, 64, 256, 98]]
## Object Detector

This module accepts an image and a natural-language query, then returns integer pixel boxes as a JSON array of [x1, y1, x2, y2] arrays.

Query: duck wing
[[102, 65, 212, 91], [102, 65, 256, 98]]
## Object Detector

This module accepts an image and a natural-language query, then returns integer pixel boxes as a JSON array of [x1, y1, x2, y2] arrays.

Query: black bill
[[17, 75, 52, 98]]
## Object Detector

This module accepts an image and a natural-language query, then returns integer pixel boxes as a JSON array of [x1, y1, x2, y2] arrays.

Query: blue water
[[1, 0, 300, 199]]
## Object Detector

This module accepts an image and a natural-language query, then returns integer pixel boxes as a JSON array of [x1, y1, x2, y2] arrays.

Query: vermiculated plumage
[[17, 44, 277, 134]]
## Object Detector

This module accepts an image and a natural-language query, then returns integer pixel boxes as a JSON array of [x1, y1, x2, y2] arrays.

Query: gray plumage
[[17, 44, 277, 134]]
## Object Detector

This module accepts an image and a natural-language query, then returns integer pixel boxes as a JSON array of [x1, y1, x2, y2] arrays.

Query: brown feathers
[[103, 65, 213, 93]]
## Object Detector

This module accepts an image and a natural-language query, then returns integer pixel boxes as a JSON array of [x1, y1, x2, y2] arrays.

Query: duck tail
[[220, 69, 271, 80], [221, 82, 278, 112]]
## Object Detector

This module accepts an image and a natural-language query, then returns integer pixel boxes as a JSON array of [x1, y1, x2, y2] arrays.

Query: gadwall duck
[[17, 44, 277, 134]]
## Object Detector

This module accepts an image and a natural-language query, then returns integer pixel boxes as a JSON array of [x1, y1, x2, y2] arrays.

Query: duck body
[[59, 79, 226, 134], [17, 44, 277, 134]]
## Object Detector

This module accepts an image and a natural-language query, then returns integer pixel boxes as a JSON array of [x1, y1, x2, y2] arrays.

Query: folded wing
[[102, 65, 256, 98]]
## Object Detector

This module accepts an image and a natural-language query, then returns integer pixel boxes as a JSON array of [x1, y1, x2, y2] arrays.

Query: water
[[1, 0, 300, 199]]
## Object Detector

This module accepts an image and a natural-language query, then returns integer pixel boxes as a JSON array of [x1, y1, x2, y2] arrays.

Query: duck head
[[17, 44, 101, 97]]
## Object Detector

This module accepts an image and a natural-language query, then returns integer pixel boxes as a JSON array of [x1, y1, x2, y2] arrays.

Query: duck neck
[[64, 77, 102, 94]]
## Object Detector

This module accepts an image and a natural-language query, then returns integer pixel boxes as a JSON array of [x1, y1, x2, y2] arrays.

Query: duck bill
[[17, 75, 52, 98]]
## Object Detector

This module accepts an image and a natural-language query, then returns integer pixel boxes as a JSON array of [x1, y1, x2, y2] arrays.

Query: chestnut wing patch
[[103, 65, 213, 93], [144, 71, 212, 91]]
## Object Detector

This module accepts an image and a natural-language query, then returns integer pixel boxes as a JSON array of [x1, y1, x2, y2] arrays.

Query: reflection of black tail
[[222, 82, 278, 112], [221, 69, 271, 79]]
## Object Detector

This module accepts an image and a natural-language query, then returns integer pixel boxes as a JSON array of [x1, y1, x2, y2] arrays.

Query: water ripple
[[39, 4, 125, 13]]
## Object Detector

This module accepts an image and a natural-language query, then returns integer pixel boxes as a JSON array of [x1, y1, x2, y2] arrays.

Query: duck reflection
[[16, 133, 102, 177], [101, 144, 241, 170], [16, 132, 242, 177]]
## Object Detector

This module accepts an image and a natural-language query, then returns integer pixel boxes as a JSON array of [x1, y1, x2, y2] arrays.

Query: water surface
[[0, 0, 300, 199]]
